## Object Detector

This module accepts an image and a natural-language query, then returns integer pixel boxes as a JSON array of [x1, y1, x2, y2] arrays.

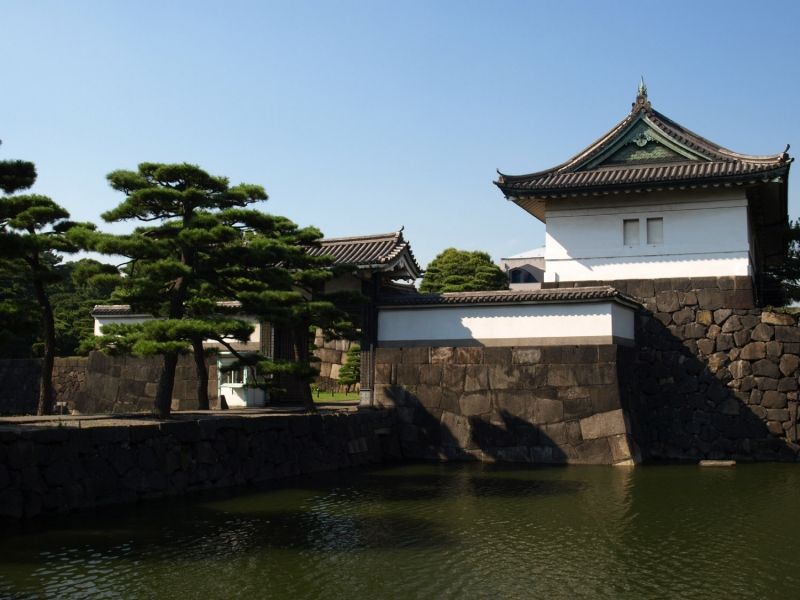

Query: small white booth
[[217, 353, 267, 408]]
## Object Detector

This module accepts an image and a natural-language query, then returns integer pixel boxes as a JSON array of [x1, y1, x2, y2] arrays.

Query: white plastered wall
[[544, 189, 752, 282], [93, 314, 264, 347], [377, 301, 634, 347]]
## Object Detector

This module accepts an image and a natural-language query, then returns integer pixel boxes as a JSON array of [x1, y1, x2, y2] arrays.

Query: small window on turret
[[623, 219, 639, 245], [647, 217, 663, 244]]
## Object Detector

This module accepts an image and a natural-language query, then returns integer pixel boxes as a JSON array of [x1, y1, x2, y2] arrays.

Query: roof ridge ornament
[[632, 76, 651, 113]]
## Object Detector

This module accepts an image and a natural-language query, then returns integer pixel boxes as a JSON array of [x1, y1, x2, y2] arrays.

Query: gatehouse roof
[[306, 229, 422, 280]]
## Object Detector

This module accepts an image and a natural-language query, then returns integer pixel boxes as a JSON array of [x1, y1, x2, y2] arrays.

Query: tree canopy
[[80, 162, 357, 415], [764, 218, 800, 305], [420, 248, 508, 293], [0, 144, 91, 413], [337, 343, 361, 393]]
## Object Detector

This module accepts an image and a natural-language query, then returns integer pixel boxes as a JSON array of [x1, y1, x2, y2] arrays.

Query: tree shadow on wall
[[380, 385, 568, 464], [629, 310, 797, 462]]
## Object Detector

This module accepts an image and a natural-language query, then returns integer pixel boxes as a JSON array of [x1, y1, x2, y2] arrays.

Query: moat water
[[0, 462, 797, 599]]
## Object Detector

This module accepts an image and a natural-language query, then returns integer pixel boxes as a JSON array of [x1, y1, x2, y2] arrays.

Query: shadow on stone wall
[[385, 384, 567, 463], [545, 277, 800, 462], [631, 311, 798, 462]]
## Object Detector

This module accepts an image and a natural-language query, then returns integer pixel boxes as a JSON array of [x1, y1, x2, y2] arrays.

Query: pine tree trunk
[[32, 271, 55, 416], [155, 351, 179, 418], [293, 322, 315, 411], [192, 338, 210, 410]]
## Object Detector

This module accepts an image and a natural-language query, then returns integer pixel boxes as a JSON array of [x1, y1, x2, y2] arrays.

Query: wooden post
[[359, 274, 380, 408]]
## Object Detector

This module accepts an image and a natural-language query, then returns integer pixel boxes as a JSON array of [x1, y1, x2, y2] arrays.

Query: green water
[[0, 463, 798, 599]]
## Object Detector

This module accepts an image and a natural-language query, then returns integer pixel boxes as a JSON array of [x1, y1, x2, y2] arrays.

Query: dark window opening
[[509, 268, 537, 284]]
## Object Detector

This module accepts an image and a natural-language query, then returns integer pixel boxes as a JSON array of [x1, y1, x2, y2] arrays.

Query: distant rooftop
[[502, 246, 545, 260], [306, 229, 422, 279]]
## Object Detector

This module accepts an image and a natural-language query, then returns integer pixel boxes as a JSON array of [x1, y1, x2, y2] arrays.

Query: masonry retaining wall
[[0, 410, 398, 519], [548, 276, 800, 461], [372, 344, 640, 465], [0, 358, 88, 416], [313, 332, 358, 392], [0, 353, 219, 416]]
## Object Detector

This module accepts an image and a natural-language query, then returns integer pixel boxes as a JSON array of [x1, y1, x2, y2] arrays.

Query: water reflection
[[0, 463, 798, 600]]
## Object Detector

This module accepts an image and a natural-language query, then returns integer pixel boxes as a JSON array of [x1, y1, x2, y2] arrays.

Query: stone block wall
[[313, 331, 358, 392], [0, 352, 223, 416], [633, 305, 799, 461], [52, 357, 88, 409], [373, 345, 639, 465], [0, 358, 88, 416], [75, 352, 218, 414], [549, 276, 799, 461], [0, 410, 398, 519], [544, 275, 756, 312], [0, 360, 41, 415]]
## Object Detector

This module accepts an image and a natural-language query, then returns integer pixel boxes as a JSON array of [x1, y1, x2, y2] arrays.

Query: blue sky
[[3, 0, 799, 269]]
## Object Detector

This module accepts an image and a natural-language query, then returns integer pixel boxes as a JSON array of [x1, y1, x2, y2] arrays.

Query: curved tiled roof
[[379, 286, 639, 309], [496, 90, 792, 199], [91, 304, 137, 316], [306, 230, 422, 279]]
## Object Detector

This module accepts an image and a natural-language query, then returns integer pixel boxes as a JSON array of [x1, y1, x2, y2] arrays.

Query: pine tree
[[80, 162, 357, 415], [420, 248, 508, 293], [764, 218, 800, 305], [78, 163, 268, 417], [0, 143, 90, 413], [337, 344, 361, 393]]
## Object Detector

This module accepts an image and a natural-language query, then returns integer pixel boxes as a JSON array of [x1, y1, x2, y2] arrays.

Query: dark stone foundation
[[373, 344, 640, 465]]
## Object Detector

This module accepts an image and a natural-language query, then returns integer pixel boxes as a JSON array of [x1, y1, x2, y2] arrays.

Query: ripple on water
[[0, 463, 798, 599]]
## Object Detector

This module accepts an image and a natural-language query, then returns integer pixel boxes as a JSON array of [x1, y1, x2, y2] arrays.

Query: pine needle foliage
[[420, 248, 508, 293], [0, 143, 93, 414]]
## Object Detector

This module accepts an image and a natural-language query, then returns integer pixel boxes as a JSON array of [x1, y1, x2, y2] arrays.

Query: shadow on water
[[0, 507, 456, 567], [359, 470, 586, 500]]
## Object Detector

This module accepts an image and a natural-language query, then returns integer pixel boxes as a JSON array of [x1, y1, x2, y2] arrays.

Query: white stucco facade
[[377, 301, 635, 347], [93, 313, 265, 349], [543, 189, 752, 283], [93, 314, 153, 336]]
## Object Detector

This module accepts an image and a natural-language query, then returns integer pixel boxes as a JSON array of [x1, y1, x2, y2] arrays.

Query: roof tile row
[[380, 286, 639, 308]]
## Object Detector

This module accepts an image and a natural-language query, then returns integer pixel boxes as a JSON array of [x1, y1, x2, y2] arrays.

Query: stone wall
[[0, 410, 398, 519], [313, 332, 358, 392], [0, 360, 41, 415], [53, 357, 88, 410], [75, 352, 218, 414], [0, 358, 88, 416], [548, 276, 799, 461], [0, 352, 222, 416], [372, 344, 639, 465]]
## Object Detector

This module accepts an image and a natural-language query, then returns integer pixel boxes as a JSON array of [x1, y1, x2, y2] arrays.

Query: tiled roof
[[91, 300, 243, 317], [379, 286, 639, 308], [496, 90, 792, 200], [91, 304, 138, 316], [306, 230, 422, 279]]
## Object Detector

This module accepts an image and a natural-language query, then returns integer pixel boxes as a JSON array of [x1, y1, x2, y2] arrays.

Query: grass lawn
[[313, 391, 359, 403]]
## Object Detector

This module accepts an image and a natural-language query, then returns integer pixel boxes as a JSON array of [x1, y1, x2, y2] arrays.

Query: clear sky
[[3, 0, 799, 269]]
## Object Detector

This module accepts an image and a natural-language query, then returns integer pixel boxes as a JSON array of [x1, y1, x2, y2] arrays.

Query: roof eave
[[501, 166, 790, 200]]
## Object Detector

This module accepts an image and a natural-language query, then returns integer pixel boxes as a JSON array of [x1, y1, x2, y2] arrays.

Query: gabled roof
[[306, 229, 422, 279], [495, 84, 792, 220], [379, 286, 639, 309]]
